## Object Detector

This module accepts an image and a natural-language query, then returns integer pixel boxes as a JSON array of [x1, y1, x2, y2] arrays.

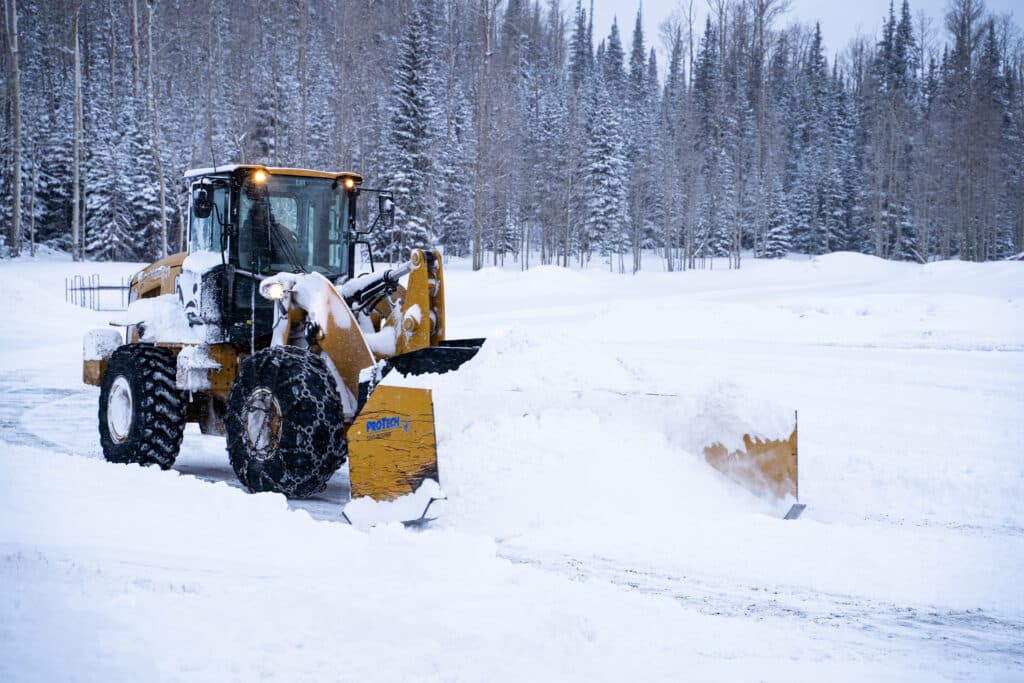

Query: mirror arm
[[350, 237, 375, 276]]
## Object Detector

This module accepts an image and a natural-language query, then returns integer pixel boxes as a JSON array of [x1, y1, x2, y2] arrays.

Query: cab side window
[[190, 186, 226, 252]]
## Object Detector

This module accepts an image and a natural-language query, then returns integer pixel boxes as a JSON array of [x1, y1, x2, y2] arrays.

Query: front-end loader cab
[[179, 165, 365, 348]]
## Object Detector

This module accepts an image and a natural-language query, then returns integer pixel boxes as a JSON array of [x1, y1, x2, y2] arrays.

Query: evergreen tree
[[602, 18, 625, 100], [763, 176, 792, 257], [692, 18, 723, 265], [791, 23, 829, 255], [581, 84, 627, 268], [35, 107, 74, 250], [383, 4, 436, 261], [2, 0, 1022, 267], [122, 99, 164, 261], [568, 0, 591, 89], [437, 85, 473, 257]]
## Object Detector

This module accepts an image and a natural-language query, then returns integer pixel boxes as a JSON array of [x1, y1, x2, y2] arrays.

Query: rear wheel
[[226, 346, 347, 498], [98, 344, 186, 469]]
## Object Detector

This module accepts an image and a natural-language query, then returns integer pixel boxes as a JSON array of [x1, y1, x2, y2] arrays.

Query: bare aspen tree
[[298, 0, 308, 167], [144, 0, 167, 257], [130, 0, 139, 98], [72, 0, 82, 261], [685, 0, 696, 83], [28, 142, 36, 256], [108, 0, 116, 120], [203, 2, 215, 158], [3, 0, 21, 256], [472, 0, 499, 272]]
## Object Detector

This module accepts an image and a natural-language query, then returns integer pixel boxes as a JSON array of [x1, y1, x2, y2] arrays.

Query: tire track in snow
[[4, 374, 1021, 669], [501, 547, 1024, 669], [0, 374, 352, 523], [0, 379, 79, 452]]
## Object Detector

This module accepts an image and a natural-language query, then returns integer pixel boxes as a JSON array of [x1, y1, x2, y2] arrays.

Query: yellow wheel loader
[[83, 165, 483, 523]]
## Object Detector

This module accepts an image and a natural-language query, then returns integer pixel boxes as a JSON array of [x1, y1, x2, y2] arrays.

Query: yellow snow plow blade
[[702, 421, 798, 500], [347, 385, 440, 505]]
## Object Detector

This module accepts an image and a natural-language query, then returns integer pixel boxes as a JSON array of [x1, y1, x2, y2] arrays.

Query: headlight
[[264, 282, 285, 300]]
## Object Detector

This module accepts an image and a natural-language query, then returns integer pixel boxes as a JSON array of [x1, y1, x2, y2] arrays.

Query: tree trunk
[[298, 0, 308, 167], [72, 0, 82, 261], [29, 143, 36, 256], [471, 0, 496, 271], [144, 0, 168, 257], [4, 0, 21, 256], [108, 0, 116, 121], [130, 0, 139, 98]]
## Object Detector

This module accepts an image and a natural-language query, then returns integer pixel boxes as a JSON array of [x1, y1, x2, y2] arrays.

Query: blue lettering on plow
[[366, 416, 402, 434]]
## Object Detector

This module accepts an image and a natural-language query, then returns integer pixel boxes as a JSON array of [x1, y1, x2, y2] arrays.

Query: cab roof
[[183, 164, 363, 183]]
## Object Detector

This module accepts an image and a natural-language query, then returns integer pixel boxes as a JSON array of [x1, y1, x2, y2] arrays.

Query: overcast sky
[[588, 0, 1021, 64]]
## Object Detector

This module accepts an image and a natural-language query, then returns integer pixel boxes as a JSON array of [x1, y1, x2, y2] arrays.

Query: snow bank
[[2, 250, 1022, 681], [2, 445, 954, 683], [343, 479, 442, 528]]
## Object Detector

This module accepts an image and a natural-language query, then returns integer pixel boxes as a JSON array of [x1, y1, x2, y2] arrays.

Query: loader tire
[[98, 344, 186, 469], [226, 346, 347, 498]]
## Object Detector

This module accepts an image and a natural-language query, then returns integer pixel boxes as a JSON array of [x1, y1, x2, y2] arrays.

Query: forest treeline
[[1, 0, 1022, 269]]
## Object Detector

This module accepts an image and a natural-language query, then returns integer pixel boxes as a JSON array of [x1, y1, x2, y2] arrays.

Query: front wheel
[[98, 344, 186, 469], [226, 346, 347, 498]]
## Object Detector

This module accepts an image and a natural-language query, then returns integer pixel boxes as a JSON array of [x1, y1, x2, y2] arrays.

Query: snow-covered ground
[[1, 248, 1022, 681]]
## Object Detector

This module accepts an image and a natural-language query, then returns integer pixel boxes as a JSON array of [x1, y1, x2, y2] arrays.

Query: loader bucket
[[702, 420, 798, 500], [345, 385, 443, 526], [387, 338, 485, 377]]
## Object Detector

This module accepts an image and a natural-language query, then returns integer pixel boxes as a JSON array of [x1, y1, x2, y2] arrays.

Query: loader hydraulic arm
[[340, 261, 414, 314]]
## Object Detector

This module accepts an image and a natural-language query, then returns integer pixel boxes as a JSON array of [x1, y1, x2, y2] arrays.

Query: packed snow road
[[1, 250, 1022, 681]]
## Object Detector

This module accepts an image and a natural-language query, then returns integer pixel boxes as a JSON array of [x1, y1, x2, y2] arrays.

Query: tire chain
[[227, 346, 347, 498]]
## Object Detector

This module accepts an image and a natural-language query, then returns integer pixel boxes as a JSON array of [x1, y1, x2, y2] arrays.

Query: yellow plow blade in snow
[[702, 419, 798, 500], [347, 385, 440, 504]]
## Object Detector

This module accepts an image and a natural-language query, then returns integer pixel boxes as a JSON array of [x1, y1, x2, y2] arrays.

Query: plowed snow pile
[[1, 249, 1022, 682]]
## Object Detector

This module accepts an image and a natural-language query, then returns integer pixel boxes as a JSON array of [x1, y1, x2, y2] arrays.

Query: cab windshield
[[237, 174, 348, 276]]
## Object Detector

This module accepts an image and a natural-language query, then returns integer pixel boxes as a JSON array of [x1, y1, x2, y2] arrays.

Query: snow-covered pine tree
[[973, 20, 1014, 260], [642, 48, 661, 253], [658, 25, 686, 270], [84, 123, 118, 260], [603, 18, 625, 101], [821, 64, 855, 253], [246, 93, 277, 165], [121, 99, 164, 261], [535, 73, 570, 265], [889, 0, 919, 261], [762, 174, 792, 258], [567, 0, 591, 89], [622, 9, 656, 272], [1002, 50, 1024, 258], [792, 23, 829, 256], [35, 106, 75, 251], [436, 85, 473, 257], [691, 17, 723, 267], [382, 3, 436, 262], [582, 83, 627, 269]]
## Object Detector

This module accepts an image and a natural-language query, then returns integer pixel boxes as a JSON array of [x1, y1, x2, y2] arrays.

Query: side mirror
[[379, 195, 395, 229], [193, 186, 213, 219]]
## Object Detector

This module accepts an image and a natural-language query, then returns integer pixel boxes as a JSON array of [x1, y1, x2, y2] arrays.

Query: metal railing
[[65, 274, 130, 311]]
